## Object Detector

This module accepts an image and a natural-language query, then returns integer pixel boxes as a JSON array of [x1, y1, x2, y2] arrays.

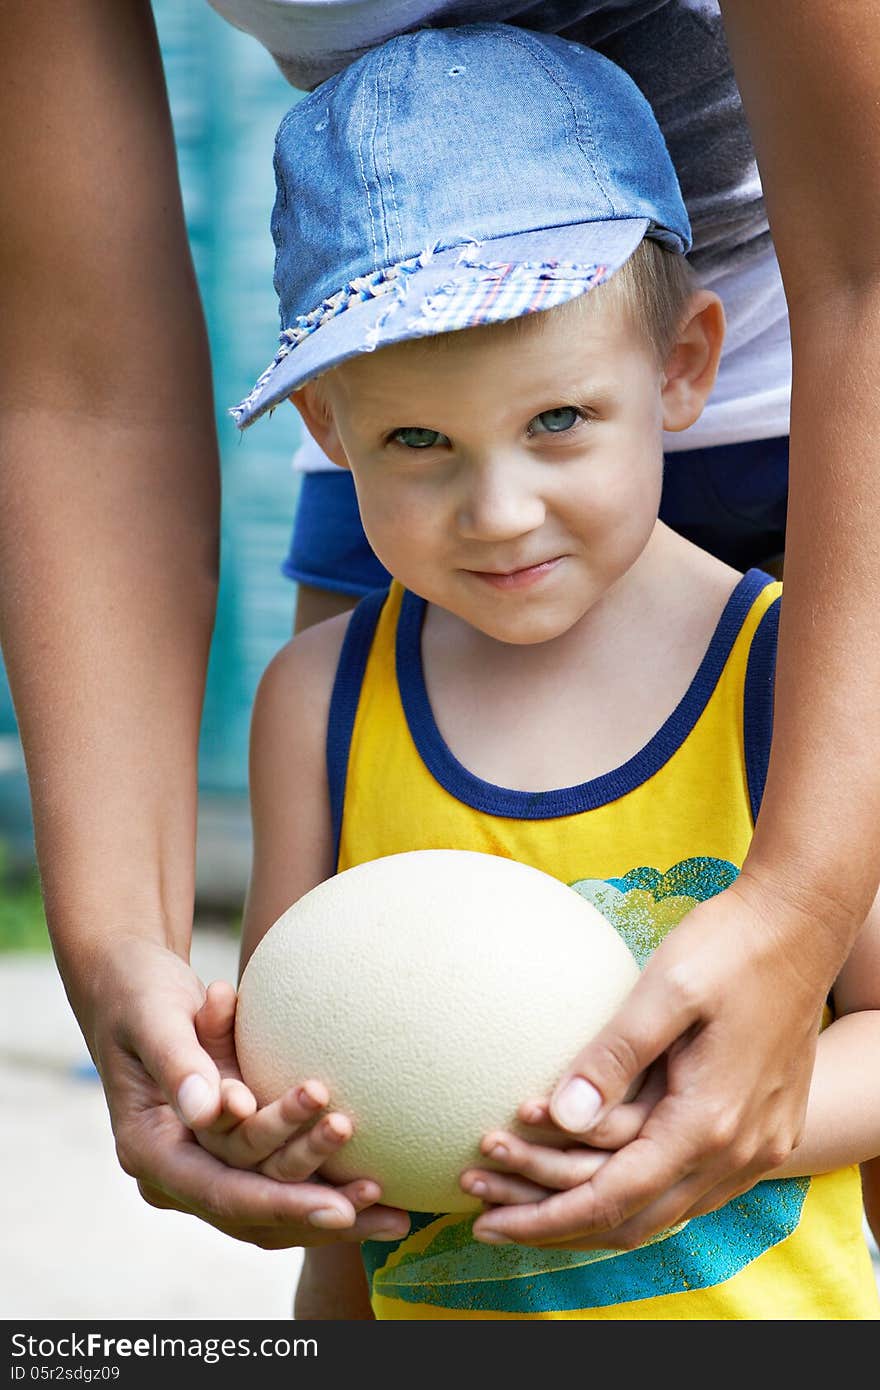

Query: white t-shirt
[[209, 0, 791, 468]]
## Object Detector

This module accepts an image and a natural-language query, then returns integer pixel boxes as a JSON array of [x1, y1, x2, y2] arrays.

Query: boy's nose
[[455, 457, 546, 543]]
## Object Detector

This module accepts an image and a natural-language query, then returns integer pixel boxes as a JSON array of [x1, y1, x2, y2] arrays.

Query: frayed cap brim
[[231, 218, 653, 429]]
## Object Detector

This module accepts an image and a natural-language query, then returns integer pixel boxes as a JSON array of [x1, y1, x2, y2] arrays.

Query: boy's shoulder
[[252, 606, 355, 738]]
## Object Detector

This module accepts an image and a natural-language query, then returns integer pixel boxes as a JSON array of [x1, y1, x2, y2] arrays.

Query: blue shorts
[[282, 436, 789, 597]]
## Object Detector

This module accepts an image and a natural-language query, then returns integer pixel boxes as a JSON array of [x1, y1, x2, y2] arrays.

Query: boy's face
[[310, 300, 672, 645]]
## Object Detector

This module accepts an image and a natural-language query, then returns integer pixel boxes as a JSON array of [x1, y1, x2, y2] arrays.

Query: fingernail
[[323, 1114, 349, 1141], [371, 1227, 407, 1242], [554, 1076, 602, 1131], [474, 1229, 510, 1245], [467, 1179, 488, 1197], [307, 1208, 349, 1229], [177, 1074, 213, 1125]]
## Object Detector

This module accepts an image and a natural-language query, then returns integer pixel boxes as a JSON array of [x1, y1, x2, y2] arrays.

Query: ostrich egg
[[235, 849, 639, 1212]]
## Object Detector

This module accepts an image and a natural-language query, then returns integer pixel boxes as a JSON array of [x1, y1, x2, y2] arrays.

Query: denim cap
[[231, 22, 691, 429]]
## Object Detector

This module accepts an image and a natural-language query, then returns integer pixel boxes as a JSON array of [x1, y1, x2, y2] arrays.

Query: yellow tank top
[[326, 569, 879, 1320]]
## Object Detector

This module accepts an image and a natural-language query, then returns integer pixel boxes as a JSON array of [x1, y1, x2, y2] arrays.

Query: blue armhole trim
[[326, 587, 389, 865], [743, 596, 781, 823]]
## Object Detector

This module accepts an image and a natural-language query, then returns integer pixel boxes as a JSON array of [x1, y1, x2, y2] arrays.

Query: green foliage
[[0, 840, 246, 954], [0, 842, 49, 954]]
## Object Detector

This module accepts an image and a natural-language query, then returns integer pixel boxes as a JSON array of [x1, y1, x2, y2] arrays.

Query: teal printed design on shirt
[[365, 1178, 810, 1311], [571, 855, 740, 965], [363, 858, 810, 1313]]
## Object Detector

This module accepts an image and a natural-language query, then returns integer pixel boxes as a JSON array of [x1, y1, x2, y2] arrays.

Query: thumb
[[175, 1069, 223, 1128], [549, 956, 699, 1133], [125, 982, 225, 1129]]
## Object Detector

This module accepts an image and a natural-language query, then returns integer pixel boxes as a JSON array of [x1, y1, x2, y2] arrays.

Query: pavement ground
[[1, 925, 302, 1321], [2, 926, 878, 1321]]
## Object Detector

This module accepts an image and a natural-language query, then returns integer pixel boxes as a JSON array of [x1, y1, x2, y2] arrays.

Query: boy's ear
[[288, 381, 350, 469], [660, 290, 726, 433]]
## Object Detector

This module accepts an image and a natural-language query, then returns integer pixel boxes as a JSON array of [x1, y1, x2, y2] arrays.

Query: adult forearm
[[0, 0, 223, 1045], [719, 1, 880, 976], [0, 408, 219, 1041], [743, 288, 880, 974]]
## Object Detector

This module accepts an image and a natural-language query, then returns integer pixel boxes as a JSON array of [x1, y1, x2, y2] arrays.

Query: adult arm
[[0, 0, 379, 1247], [472, 0, 880, 1249]]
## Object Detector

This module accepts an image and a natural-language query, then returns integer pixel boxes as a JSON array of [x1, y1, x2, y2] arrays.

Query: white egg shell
[[235, 849, 639, 1212]]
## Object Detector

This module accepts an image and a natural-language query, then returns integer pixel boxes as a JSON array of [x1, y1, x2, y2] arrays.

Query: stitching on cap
[[495, 30, 614, 217], [380, 40, 404, 259], [356, 63, 379, 269], [367, 42, 390, 264]]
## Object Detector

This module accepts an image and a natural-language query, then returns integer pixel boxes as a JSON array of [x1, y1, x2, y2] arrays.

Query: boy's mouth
[[466, 557, 564, 591]]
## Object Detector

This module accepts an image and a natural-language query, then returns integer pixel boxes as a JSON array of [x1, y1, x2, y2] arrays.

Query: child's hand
[[462, 1063, 665, 1244], [192, 981, 377, 1191]]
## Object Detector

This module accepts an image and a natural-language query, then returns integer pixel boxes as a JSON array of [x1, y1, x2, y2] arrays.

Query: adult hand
[[471, 872, 829, 1250], [88, 937, 410, 1249], [460, 1061, 666, 1214]]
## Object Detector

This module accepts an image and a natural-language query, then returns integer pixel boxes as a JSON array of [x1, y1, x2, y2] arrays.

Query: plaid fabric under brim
[[230, 220, 651, 428], [405, 258, 609, 335]]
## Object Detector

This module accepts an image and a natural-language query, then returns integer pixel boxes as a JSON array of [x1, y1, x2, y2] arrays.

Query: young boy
[[204, 25, 880, 1318]]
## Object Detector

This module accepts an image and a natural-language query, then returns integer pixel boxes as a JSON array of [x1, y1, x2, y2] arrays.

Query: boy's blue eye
[[392, 427, 446, 449], [530, 407, 580, 434]]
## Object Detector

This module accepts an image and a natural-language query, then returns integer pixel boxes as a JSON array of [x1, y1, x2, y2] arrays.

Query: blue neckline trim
[[396, 568, 775, 820]]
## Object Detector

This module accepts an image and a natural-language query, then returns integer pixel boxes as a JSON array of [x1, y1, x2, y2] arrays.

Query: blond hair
[[577, 237, 698, 361], [503, 238, 698, 363]]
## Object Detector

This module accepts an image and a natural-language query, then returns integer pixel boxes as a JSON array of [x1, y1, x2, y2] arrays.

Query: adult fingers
[[673, 1168, 767, 1222], [133, 1118, 409, 1245], [133, 1126, 354, 1232], [524, 1163, 763, 1253], [548, 957, 698, 1136], [139, 1180, 409, 1247], [578, 1061, 667, 1150], [130, 1021, 223, 1130]]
